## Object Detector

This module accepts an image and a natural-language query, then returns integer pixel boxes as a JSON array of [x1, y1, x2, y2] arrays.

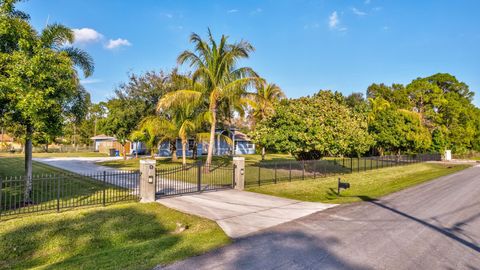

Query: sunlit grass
[[246, 163, 470, 204], [0, 202, 230, 270]]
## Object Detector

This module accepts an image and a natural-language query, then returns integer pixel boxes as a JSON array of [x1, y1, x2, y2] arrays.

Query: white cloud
[[328, 11, 339, 29], [364, 0, 371, 4], [72, 28, 103, 44], [352, 7, 367, 16], [105, 38, 131, 49], [227, 9, 238, 13]]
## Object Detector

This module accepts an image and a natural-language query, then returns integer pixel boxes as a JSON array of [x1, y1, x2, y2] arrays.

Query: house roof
[[90, 134, 116, 141], [234, 131, 251, 141]]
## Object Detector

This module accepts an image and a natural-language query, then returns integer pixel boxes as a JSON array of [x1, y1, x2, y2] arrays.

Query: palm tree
[[159, 30, 259, 165], [248, 82, 284, 160], [131, 116, 176, 158]]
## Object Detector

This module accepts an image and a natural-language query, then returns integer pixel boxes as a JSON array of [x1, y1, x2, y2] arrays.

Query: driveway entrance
[[157, 189, 336, 238]]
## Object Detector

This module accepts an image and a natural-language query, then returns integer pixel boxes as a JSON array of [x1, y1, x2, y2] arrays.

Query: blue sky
[[20, 0, 480, 105]]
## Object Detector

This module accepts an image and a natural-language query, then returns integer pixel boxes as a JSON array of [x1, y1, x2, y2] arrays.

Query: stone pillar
[[444, 150, 452, 161], [140, 159, 156, 202], [233, 157, 245, 190]]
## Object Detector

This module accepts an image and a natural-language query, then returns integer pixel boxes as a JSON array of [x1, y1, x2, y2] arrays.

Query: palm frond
[[61, 47, 94, 77], [156, 90, 202, 112], [41, 23, 74, 49]]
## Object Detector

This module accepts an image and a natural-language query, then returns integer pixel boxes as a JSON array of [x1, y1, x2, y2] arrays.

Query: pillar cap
[[140, 159, 156, 165], [233, 156, 245, 161]]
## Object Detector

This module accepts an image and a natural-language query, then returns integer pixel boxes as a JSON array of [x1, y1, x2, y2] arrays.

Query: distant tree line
[[251, 73, 480, 159]]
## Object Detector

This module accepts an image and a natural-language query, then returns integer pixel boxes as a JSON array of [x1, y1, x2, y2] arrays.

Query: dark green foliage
[[251, 91, 373, 159]]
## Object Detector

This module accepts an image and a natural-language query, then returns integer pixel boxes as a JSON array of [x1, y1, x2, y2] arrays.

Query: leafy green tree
[[0, 1, 94, 201], [252, 90, 373, 159], [160, 30, 259, 165], [369, 108, 431, 155]]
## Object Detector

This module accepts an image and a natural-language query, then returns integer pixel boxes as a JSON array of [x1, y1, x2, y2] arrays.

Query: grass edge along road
[[0, 202, 230, 270], [246, 163, 471, 204]]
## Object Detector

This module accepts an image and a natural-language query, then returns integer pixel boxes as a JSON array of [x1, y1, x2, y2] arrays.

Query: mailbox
[[337, 177, 350, 195], [148, 175, 154, 183]]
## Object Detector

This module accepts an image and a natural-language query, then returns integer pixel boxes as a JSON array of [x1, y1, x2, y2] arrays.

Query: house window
[[188, 139, 195, 150]]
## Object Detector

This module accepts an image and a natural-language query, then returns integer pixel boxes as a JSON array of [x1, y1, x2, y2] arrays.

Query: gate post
[[233, 157, 245, 190], [140, 159, 156, 202]]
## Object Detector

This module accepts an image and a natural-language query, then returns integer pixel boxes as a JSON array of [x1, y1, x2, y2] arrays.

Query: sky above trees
[[19, 0, 480, 105]]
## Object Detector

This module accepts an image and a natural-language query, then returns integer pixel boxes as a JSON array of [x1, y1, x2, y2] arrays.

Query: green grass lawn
[[246, 163, 470, 204], [0, 202, 230, 270], [0, 157, 134, 217]]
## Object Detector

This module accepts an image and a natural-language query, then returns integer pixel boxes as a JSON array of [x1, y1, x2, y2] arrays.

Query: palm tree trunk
[[182, 138, 187, 165], [24, 123, 33, 203], [206, 107, 217, 166], [171, 140, 178, 161]]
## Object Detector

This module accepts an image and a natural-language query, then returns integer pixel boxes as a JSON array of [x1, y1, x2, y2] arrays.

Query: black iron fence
[[245, 153, 442, 187], [155, 162, 235, 197], [0, 170, 140, 218]]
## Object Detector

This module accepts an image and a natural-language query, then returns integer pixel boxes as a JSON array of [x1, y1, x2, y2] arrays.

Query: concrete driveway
[[160, 166, 480, 270], [157, 190, 336, 238], [33, 157, 139, 188]]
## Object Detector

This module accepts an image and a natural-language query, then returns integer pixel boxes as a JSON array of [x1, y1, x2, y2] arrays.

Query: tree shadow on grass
[[0, 205, 189, 270]]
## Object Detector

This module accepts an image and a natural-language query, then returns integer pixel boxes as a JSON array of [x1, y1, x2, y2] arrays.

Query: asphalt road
[[159, 165, 480, 270]]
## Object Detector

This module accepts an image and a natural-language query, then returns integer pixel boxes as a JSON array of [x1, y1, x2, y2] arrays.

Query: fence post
[[274, 162, 277, 184], [313, 160, 316, 179], [57, 175, 60, 212], [357, 157, 360, 173], [233, 157, 245, 190], [350, 158, 353, 173], [102, 171, 106, 206], [197, 162, 202, 192], [302, 161, 305, 180], [139, 160, 156, 203], [258, 164, 261, 186], [289, 161, 292, 181]]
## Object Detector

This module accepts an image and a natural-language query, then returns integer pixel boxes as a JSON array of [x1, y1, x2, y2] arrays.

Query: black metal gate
[[155, 162, 235, 198]]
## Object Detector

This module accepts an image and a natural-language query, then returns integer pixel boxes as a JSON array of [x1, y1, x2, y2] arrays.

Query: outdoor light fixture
[[337, 177, 350, 195], [240, 168, 245, 175], [148, 175, 154, 184]]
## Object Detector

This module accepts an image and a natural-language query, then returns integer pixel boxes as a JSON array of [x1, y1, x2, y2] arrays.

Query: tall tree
[[160, 30, 259, 165], [0, 0, 94, 201]]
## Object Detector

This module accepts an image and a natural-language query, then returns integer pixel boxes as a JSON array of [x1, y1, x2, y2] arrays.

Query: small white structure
[[444, 150, 452, 161]]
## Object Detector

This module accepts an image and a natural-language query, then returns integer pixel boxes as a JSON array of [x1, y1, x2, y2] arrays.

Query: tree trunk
[[171, 140, 178, 161], [192, 141, 198, 160], [261, 147, 266, 161], [45, 143, 49, 153], [181, 138, 187, 166], [122, 143, 127, 160], [24, 123, 33, 203], [206, 107, 217, 166]]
